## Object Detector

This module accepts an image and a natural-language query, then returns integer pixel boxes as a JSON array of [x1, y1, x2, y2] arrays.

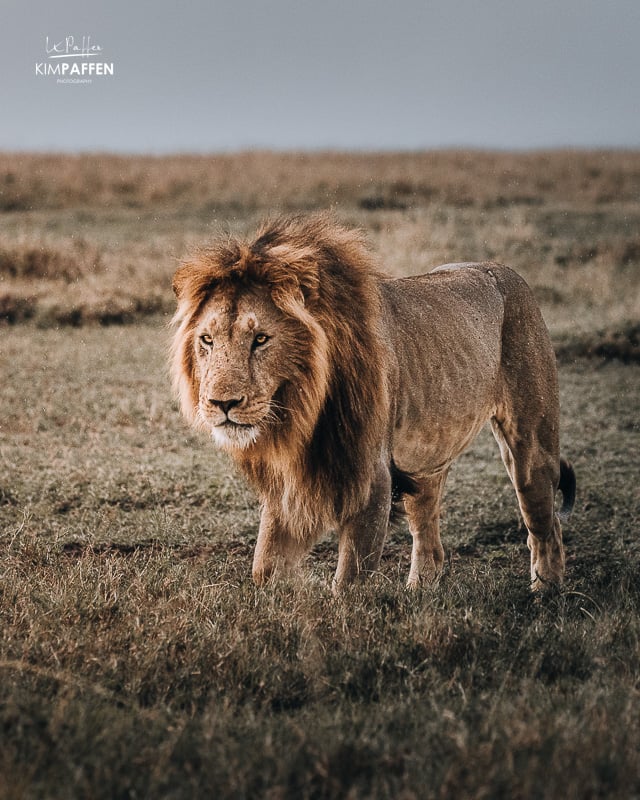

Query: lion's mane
[[171, 215, 392, 538]]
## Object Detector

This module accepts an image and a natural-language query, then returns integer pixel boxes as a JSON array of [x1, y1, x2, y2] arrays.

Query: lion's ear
[[272, 282, 307, 316], [263, 243, 320, 304]]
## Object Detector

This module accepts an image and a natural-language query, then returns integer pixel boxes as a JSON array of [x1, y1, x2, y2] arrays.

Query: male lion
[[171, 215, 575, 592]]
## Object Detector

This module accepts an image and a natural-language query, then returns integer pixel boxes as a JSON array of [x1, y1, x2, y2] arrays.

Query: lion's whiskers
[[267, 399, 292, 413]]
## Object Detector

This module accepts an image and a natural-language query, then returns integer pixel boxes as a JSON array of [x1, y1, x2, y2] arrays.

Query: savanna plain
[[1, 151, 639, 799]]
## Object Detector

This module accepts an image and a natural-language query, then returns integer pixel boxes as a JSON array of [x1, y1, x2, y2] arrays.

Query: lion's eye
[[199, 333, 213, 347], [252, 333, 270, 348]]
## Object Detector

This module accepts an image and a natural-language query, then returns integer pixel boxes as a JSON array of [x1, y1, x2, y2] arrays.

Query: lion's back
[[379, 263, 505, 365]]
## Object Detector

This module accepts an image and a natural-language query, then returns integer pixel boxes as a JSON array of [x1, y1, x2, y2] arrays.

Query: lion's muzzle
[[198, 392, 266, 450], [199, 392, 249, 428], [207, 395, 246, 419]]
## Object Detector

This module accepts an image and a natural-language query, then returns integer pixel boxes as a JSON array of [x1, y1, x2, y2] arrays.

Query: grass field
[[1, 151, 639, 798]]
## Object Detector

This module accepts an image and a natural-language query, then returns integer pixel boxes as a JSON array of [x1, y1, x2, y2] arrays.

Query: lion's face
[[192, 285, 305, 451]]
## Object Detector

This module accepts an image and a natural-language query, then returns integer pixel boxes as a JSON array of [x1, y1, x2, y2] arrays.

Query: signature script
[[45, 36, 103, 58]]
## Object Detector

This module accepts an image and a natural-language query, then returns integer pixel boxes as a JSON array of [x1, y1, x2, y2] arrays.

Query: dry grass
[[2, 150, 640, 211], [1, 151, 640, 797], [2, 532, 639, 799], [1, 150, 639, 337]]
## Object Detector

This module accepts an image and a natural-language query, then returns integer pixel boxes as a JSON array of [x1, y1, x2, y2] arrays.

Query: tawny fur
[[170, 214, 575, 591]]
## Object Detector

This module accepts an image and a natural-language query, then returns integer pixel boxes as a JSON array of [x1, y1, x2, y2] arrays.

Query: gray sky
[[2, 0, 639, 152]]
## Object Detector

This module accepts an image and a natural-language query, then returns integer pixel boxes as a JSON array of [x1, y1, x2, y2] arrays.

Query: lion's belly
[[392, 393, 497, 475]]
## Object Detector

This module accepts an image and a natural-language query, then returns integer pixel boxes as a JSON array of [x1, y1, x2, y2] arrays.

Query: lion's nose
[[208, 397, 245, 415]]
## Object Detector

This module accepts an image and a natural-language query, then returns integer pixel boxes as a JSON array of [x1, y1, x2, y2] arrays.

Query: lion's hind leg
[[491, 417, 565, 591], [405, 471, 448, 589]]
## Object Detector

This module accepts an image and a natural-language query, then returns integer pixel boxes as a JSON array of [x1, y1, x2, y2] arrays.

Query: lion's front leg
[[252, 503, 310, 585], [332, 462, 392, 593]]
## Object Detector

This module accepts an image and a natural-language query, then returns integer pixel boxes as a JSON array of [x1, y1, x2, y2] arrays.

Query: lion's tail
[[558, 457, 576, 522], [390, 460, 420, 525]]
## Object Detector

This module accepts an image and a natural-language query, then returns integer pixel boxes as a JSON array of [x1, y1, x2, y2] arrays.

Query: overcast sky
[[2, 0, 639, 152]]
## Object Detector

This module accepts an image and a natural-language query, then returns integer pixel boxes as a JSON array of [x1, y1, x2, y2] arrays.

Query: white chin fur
[[211, 424, 259, 450]]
